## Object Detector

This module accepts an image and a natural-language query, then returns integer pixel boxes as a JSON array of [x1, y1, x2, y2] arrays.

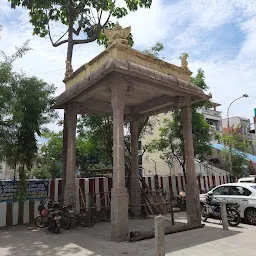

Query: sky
[[0, 0, 256, 132]]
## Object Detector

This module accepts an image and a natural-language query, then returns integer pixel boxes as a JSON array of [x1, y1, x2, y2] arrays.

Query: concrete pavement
[[0, 213, 255, 256]]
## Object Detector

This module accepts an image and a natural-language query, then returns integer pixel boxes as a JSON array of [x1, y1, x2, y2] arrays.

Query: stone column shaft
[[64, 103, 77, 208], [181, 98, 201, 224], [130, 118, 141, 217], [111, 83, 129, 242]]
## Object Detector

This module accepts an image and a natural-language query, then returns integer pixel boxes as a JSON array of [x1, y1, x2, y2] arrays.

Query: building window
[[139, 155, 142, 166], [138, 141, 142, 151]]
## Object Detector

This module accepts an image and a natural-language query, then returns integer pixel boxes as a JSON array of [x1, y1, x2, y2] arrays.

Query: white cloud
[[0, 0, 256, 130]]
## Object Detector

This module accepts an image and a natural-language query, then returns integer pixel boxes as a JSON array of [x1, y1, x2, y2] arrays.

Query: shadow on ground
[[0, 219, 242, 256]]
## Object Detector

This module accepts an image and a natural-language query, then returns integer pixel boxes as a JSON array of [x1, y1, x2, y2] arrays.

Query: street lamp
[[227, 94, 249, 134], [226, 94, 249, 178], [246, 122, 255, 134]]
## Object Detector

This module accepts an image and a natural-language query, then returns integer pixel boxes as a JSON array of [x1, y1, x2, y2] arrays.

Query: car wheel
[[245, 208, 256, 225]]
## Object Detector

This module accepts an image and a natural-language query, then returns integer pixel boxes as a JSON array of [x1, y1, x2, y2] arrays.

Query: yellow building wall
[[141, 112, 182, 176]]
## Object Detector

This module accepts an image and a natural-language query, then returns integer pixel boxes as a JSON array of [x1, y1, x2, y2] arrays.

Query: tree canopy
[[148, 69, 212, 181], [9, 0, 152, 63], [0, 34, 56, 196], [220, 130, 252, 178]]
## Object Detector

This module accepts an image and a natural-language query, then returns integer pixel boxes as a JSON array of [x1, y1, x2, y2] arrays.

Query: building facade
[[222, 116, 256, 154], [141, 102, 228, 177]]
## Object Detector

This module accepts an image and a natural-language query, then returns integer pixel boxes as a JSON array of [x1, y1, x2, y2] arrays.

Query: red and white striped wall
[[0, 200, 42, 227], [142, 174, 230, 195], [0, 174, 230, 227]]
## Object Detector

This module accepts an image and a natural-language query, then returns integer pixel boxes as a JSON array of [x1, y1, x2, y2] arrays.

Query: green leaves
[[8, 0, 153, 48], [220, 131, 251, 178], [148, 69, 212, 175], [125, 0, 152, 11], [112, 7, 128, 18], [143, 42, 164, 58], [0, 50, 56, 178], [149, 110, 212, 168]]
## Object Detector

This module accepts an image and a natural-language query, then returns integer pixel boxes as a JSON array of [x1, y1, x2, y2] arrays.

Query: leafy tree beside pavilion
[[148, 69, 212, 183]]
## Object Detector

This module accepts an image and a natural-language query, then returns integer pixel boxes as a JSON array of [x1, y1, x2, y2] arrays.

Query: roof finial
[[104, 22, 131, 48]]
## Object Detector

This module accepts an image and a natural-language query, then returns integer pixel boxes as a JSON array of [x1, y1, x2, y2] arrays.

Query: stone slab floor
[[0, 212, 255, 256]]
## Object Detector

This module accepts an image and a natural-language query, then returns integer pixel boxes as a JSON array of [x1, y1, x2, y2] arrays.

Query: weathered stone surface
[[155, 215, 165, 256], [63, 39, 193, 89], [64, 103, 77, 209], [220, 202, 229, 230], [110, 82, 129, 241], [130, 118, 141, 218], [111, 187, 129, 242], [181, 98, 201, 225], [55, 58, 210, 113], [56, 25, 211, 243]]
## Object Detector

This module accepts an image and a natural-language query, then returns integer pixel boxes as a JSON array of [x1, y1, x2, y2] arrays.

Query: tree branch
[[170, 144, 183, 166], [73, 35, 98, 44], [89, 4, 97, 24], [124, 138, 131, 157], [138, 117, 149, 137], [56, 29, 69, 44], [99, 0, 106, 23], [102, 0, 116, 27], [73, 27, 81, 36], [48, 21, 68, 47], [141, 145, 149, 157]]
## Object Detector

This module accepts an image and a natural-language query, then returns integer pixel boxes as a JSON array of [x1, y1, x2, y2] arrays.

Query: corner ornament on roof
[[180, 52, 190, 71], [104, 21, 131, 48]]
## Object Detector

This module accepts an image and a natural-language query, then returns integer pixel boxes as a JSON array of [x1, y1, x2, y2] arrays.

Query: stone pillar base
[[111, 187, 129, 242]]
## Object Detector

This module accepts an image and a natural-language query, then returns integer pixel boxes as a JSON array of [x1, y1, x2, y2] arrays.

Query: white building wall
[[142, 107, 228, 177]]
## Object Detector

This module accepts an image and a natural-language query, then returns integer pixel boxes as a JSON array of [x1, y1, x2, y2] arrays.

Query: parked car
[[238, 176, 256, 183], [200, 183, 256, 225]]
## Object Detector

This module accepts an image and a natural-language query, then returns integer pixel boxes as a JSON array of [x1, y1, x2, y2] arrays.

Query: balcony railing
[[200, 109, 222, 117]]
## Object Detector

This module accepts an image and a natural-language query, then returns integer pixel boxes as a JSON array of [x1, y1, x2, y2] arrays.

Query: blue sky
[[0, 0, 256, 131]]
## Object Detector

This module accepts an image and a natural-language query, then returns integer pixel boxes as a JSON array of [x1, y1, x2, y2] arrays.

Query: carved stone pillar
[[130, 117, 141, 217], [110, 82, 129, 242], [64, 103, 77, 209], [180, 97, 201, 224]]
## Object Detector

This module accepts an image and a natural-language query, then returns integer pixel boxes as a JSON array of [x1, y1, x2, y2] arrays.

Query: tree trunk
[[61, 2, 75, 204], [129, 223, 204, 242]]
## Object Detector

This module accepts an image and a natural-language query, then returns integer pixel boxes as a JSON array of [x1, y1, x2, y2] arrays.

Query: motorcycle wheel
[[35, 216, 47, 228], [179, 201, 186, 211], [61, 210, 71, 230], [227, 209, 241, 227], [201, 205, 208, 222]]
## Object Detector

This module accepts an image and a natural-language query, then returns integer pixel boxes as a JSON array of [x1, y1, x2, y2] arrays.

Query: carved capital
[[106, 74, 134, 109], [173, 96, 191, 110]]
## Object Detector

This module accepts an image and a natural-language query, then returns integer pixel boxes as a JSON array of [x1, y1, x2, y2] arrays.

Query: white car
[[200, 183, 256, 224]]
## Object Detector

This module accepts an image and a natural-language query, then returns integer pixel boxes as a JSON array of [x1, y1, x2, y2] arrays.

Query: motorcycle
[[35, 199, 62, 233], [47, 200, 74, 230], [35, 198, 74, 232], [201, 192, 241, 227]]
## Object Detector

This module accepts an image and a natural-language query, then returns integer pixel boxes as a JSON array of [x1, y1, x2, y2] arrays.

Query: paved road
[[0, 214, 255, 256]]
